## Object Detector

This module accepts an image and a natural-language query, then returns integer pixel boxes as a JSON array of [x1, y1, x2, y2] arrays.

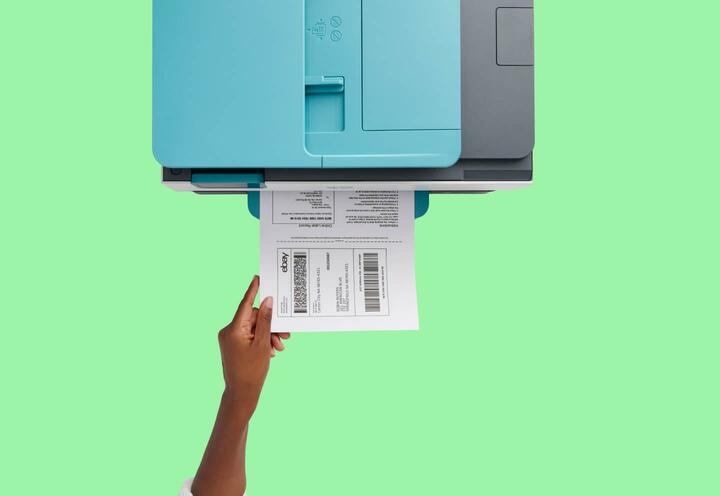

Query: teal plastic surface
[[362, 0, 461, 131], [191, 173, 264, 189], [153, 1, 317, 169], [153, 0, 461, 170], [414, 191, 430, 218], [248, 192, 261, 220], [247, 191, 429, 220]]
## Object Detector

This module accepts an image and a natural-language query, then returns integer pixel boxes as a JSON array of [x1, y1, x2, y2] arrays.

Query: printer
[[153, 0, 534, 218]]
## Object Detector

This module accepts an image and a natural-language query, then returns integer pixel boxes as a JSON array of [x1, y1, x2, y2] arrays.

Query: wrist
[[221, 388, 258, 421]]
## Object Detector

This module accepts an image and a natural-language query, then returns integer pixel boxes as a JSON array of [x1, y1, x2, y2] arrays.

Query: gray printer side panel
[[462, 0, 534, 160], [161, 0, 535, 193]]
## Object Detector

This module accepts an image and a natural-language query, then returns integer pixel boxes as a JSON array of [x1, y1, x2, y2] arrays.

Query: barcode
[[362, 252, 381, 313], [293, 252, 308, 314]]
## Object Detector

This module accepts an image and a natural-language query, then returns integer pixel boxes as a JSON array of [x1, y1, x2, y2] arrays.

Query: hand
[[217, 276, 290, 416], [271, 331, 291, 357]]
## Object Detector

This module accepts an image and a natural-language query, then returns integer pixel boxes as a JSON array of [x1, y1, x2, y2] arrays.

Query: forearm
[[191, 392, 255, 496]]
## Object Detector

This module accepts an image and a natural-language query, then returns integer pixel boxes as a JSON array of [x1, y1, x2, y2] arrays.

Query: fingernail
[[265, 296, 274, 309]]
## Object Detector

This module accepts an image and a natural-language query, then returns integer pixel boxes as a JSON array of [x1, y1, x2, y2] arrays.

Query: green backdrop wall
[[1, 1, 718, 494]]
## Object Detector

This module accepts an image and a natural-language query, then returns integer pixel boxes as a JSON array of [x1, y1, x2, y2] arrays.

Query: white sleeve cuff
[[178, 479, 194, 496], [180, 479, 246, 496]]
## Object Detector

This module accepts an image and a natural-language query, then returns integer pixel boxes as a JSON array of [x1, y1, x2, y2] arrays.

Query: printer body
[[153, 0, 535, 215]]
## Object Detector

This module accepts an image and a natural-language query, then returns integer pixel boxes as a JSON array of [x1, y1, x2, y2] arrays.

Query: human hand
[[217, 276, 289, 416]]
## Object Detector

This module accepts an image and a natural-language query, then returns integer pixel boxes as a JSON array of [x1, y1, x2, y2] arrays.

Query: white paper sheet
[[260, 191, 419, 332]]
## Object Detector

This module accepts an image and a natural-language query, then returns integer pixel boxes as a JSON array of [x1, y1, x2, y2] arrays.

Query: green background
[[1, 1, 719, 494]]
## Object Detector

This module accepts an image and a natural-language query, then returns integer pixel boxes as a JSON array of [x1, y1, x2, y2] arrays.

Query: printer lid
[[153, 0, 461, 169]]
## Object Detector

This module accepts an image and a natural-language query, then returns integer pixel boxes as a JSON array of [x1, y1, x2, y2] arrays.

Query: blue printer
[[153, 0, 535, 217]]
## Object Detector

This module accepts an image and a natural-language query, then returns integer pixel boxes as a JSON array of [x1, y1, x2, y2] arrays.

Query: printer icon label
[[308, 18, 327, 40], [308, 16, 343, 42]]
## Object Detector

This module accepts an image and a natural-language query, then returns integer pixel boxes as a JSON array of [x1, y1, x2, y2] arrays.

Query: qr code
[[293, 252, 308, 314]]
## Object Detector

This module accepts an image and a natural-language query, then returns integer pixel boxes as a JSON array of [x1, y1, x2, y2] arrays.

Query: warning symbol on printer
[[330, 16, 342, 28], [331, 30, 343, 42]]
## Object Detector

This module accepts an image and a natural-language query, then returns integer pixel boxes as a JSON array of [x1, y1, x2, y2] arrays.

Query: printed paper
[[260, 191, 419, 332]]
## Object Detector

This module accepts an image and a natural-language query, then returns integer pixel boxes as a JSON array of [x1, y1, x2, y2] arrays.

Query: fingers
[[276, 333, 291, 340], [253, 296, 273, 348], [233, 276, 259, 324], [271, 334, 286, 352]]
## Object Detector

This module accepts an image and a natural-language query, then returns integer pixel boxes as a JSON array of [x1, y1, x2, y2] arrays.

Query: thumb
[[254, 297, 273, 347]]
